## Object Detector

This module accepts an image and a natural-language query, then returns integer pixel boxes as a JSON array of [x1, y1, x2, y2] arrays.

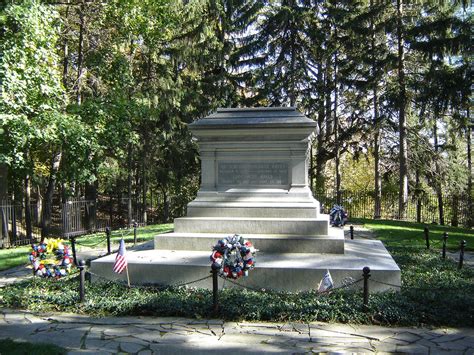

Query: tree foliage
[[0, 0, 471, 227]]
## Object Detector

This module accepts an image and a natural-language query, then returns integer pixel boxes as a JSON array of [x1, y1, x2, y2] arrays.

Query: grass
[[0, 223, 174, 271], [0, 246, 30, 272], [351, 218, 474, 250], [73, 223, 174, 248], [0, 338, 66, 354]]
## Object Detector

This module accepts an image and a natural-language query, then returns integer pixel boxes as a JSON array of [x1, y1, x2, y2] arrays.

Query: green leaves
[[0, 0, 70, 180], [1, 0, 64, 116]]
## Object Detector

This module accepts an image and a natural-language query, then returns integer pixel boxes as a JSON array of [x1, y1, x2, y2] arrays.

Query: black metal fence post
[[133, 220, 138, 246], [212, 268, 219, 313], [442, 232, 448, 259], [363, 266, 371, 311], [424, 227, 430, 249], [31, 244, 36, 276], [350, 225, 354, 240], [458, 240, 466, 270], [79, 260, 86, 303], [106, 226, 111, 255], [70, 236, 78, 266]]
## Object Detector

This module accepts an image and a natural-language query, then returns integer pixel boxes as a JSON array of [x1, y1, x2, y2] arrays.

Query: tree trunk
[[109, 194, 113, 228], [415, 169, 421, 223], [75, 1, 85, 105], [325, 60, 333, 143], [85, 180, 97, 232], [1, 129, 9, 244], [433, 123, 444, 225], [162, 188, 169, 223], [0, 164, 7, 202], [62, 1, 69, 88], [289, 30, 296, 106], [467, 110, 472, 227], [371, 0, 382, 219], [142, 156, 147, 225], [41, 151, 62, 241], [127, 144, 133, 226], [397, 0, 408, 220], [315, 63, 326, 195], [333, 46, 341, 205], [24, 167, 32, 239], [310, 145, 314, 193], [117, 189, 123, 226], [451, 194, 459, 227], [36, 185, 42, 226], [374, 124, 382, 219]]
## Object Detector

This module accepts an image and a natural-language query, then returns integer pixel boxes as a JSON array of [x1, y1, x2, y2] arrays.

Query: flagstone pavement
[[0, 309, 473, 354]]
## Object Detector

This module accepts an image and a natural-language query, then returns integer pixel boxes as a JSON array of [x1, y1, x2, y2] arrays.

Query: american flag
[[318, 269, 334, 293], [113, 238, 127, 274]]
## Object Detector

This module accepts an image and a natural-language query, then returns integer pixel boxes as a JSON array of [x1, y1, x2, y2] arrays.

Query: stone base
[[174, 216, 329, 235], [154, 229, 344, 254], [90, 239, 400, 292]]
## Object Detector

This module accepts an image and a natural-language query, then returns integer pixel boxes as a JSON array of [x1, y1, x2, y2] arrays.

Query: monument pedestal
[[91, 108, 400, 291]]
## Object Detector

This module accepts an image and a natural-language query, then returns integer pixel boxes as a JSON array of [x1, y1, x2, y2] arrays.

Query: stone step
[[186, 203, 319, 218], [154, 229, 344, 254], [90, 239, 401, 292], [173, 216, 329, 235]]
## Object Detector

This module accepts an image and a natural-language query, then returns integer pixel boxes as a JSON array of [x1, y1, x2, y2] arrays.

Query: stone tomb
[[91, 107, 400, 291]]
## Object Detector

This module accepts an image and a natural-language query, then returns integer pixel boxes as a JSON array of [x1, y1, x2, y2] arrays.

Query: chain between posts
[[424, 226, 430, 249], [133, 220, 138, 246], [219, 274, 364, 295], [363, 267, 370, 310], [86, 269, 212, 290], [350, 226, 468, 266], [106, 227, 111, 255], [78, 260, 86, 303], [442, 232, 448, 259], [459, 240, 467, 270]]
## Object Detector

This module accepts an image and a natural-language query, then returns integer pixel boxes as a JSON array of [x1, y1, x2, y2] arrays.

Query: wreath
[[210, 234, 256, 279], [29, 238, 74, 278]]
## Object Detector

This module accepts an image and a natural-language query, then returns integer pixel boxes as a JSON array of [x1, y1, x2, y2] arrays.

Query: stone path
[[0, 309, 473, 354]]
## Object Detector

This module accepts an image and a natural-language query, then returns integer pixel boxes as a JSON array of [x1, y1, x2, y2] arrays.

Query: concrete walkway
[[0, 309, 473, 354]]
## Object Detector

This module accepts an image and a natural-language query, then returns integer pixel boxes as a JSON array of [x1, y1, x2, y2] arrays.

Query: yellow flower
[[40, 258, 56, 265], [45, 238, 65, 253]]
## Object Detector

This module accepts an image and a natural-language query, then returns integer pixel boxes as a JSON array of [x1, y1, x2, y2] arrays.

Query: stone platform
[[90, 237, 400, 292]]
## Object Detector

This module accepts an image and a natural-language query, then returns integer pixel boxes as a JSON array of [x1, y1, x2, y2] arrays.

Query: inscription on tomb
[[218, 162, 289, 186]]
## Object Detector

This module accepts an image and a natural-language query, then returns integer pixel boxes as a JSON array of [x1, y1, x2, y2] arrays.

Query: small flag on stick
[[113, 238, 130, 287], [318, 269, 334, 293]]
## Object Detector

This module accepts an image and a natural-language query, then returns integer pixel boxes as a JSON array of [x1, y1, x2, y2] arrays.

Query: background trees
[[0, 0, 472, 230]]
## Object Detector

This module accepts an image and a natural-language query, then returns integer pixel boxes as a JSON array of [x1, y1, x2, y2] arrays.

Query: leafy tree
[[0, 0, 83, 238]]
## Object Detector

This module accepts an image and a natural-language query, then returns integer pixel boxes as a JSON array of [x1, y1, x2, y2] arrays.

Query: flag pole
[[125, 265, 131, 288]]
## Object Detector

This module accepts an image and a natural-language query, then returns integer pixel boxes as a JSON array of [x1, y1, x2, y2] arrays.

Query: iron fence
[[0, 202, 42, 248], [316, 191, 472, 227]]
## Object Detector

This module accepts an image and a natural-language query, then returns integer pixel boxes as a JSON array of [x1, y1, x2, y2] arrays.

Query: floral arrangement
[[29, 238, 74, 278], [210, 234, 257, 279]]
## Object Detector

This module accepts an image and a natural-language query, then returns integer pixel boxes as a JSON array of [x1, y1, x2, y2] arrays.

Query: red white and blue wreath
[[210, 234, 257, 279]]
